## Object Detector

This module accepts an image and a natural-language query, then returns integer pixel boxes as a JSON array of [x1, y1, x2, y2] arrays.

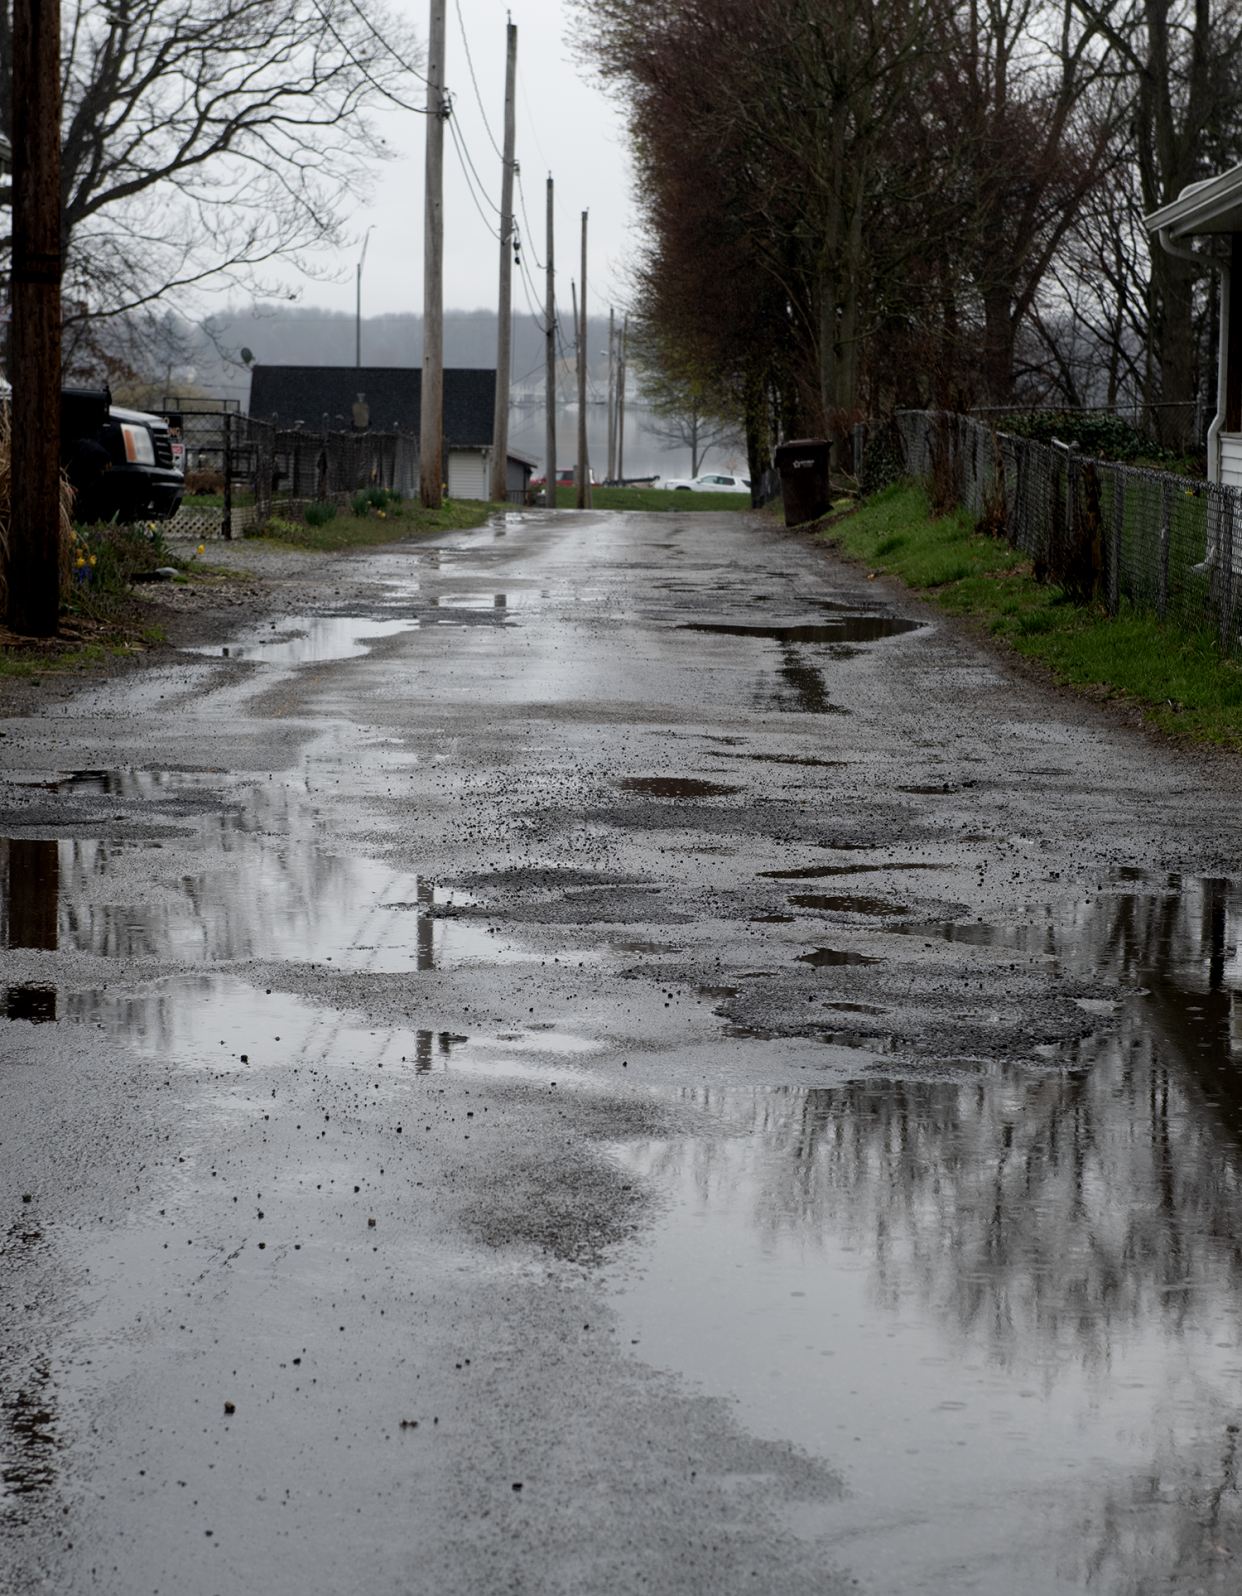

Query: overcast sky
[[278, 0, 634, 322]]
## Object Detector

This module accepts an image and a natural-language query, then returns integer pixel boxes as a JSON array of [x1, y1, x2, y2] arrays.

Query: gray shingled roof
[[247, 366, 495, 444]]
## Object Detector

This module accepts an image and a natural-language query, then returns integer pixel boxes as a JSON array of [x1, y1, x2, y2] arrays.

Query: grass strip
[[551, 485, 751, 511], [250, 498, 497, 551], [820, 480, 1242, 748]]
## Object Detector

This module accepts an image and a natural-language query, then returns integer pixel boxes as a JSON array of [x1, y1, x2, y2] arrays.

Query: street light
[[356, 226, 374, 369]]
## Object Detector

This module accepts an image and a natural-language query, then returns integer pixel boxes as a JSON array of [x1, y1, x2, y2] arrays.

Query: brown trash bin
[[773, 438, 832, 528]]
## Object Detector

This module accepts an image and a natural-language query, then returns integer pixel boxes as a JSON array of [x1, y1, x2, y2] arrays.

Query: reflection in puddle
[[6, 986, 56, 1023], [760, 862, 947, 879], [616, 1014, 1242, 1589], [705, 751, 848, 768], [187, 616, 417, 666], [617, 777, 739, 799], [685, 617, 922, 643], [3, 839, 58, 949], [771, 648, 846, 715], [796, 947, 881, 966], [0, 788, 517, 974], [617, 872, 1242, 1593], [789, 893, 909, 915]]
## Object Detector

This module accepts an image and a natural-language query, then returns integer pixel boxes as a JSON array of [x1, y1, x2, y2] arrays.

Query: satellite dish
[[240, 347, 254, 366]]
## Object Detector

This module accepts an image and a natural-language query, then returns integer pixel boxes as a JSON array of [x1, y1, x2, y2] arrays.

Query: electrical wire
[[449, 114, 503, 217], [310, 0, 433, 112], [514, 167, 545, 272], [453, 0, 504, 160], [448, 117, 502, 238]]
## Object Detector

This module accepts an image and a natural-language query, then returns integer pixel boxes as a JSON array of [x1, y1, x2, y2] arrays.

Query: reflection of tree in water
[[651, 877, 1242, 1377], [42, 782, 427, 965], [1077, 1420, 1242, 1590], [756, 646, 847, 715]]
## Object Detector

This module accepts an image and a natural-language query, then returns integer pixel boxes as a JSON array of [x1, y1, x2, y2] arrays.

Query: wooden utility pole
[[544, 174, 555, 511], [576, 211, 591, 508], [616, 313, 628, 485], [605, 308, 616, 484], [489, 22, 517, 504], [420, 0, 446, 508], [356, 226, 373, 369], [9, 0, 62, 638]]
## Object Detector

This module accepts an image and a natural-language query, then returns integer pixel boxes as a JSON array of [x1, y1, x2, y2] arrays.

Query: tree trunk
[[1151, 245, 1197, 450], [981, 286, 1015, 406]]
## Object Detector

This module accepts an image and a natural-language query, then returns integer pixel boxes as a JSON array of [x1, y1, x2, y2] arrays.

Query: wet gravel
[[4, 508, 1242, 1594]]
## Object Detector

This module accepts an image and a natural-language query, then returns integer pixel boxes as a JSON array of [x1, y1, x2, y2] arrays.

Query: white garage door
[[448, 450, 489, 501]]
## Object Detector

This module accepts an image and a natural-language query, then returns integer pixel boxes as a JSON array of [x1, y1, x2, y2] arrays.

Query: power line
[[514, 167, 545, 272], [453, 0, 504, 161], [448, 117, 501, 238], [449, 113, 502, 217]]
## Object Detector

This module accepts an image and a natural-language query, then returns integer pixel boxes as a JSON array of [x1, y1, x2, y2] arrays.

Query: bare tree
[[638, 363, 745, 476], [0, 0, 422, 324]]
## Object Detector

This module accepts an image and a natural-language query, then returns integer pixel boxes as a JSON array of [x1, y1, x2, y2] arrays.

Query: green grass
[[823, 480, 1242, 748], [249, 497, 499, 551], [549, 485, 752, 512]]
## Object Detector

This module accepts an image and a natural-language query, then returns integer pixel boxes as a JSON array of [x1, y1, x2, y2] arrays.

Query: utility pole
[[605, 308, 616, 484], [420, 0, 446, 508], [356, 226, 373, 369], [576, 211, 591, 509], [9, 0, 62, 638], [489, 21, 518, 504], [616, 313, 628, 485], [544, 174, 556, 511]]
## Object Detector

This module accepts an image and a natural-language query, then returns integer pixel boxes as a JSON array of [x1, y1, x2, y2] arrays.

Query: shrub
[[350, 491, 371, 516], [304, 500, 338, 527]]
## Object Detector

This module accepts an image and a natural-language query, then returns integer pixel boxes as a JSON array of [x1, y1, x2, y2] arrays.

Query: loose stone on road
[[3, 506, 1241, 1594]]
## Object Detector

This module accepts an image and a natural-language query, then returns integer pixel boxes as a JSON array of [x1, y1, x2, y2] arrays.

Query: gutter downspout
[[1159, 226, 1226, 570]]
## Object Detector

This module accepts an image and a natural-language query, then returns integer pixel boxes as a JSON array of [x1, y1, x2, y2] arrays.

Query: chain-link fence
[[164, 407, 420, 539], [891, 410, 1239, 652]]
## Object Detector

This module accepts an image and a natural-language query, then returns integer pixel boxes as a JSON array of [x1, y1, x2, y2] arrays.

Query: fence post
[[221, 411, 233, 541], [1220, 491, 1235, 655], [1159, 480, 1171, 620], [1109, 465, 1123, 616]]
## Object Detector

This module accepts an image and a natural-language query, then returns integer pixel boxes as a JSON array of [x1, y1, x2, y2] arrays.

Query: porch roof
[[1145, 164, 1242, 238]]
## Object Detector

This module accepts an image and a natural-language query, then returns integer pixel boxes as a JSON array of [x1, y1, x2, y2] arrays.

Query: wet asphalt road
[[4, 507, 1242, 1595]]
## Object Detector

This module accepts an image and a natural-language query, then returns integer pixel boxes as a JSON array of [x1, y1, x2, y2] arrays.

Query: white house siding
[[1221, 434, 1242, 490], [448, 449, 489, 500]]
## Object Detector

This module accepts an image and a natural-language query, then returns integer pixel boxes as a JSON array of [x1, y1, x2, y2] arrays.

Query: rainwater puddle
[[0, 789, 525, 974], [614, 871, 1242, 1592], [760, 862, 947, 879], [617, 777, 739, 799], [795, 947, 881, 967], [789, 893, 909, 916], [705, 752, 848, 768], [186, 616, 417, 666], [65, 976, 597, 1088], [684, 617, 922, 643], [5, 985, 55, 1022]]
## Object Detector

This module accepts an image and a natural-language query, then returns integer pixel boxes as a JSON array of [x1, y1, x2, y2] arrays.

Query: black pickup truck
[[62, 388, 185, 524]]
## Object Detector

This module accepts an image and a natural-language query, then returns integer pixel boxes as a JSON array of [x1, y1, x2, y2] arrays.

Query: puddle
[[611, 940, 684, 954], [613, 870, 1242, 1592], [705, 752, 848, 768], [795, 947, 882, 967], [5, 986, 55, 1022], [898, 782, 958, 795], [685, 617, 922, 643], [789, 893, 909, 915], [617, 777, 739, 799], [760, 862, 947, 879], [69, 975, 598, 1088], [186, 616, 417, 666], [1, 785, 529, 974], [822, 1001, 888, 1014], [770, 650, 847, 715]]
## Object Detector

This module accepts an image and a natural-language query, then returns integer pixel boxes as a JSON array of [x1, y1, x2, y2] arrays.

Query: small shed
[[1145, 168, 1242, 487]]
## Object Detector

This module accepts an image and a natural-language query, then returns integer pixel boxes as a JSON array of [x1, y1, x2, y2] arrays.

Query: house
[[1146, 170, 1242, 490], [246, 365, 535, 500]]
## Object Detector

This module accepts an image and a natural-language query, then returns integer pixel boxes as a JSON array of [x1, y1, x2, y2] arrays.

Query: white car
[[665, 471, 751, 493]]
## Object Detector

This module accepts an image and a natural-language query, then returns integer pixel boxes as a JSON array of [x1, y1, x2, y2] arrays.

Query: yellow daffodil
[[197, 543, 205, 555], [89, 555, 96, 566]]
